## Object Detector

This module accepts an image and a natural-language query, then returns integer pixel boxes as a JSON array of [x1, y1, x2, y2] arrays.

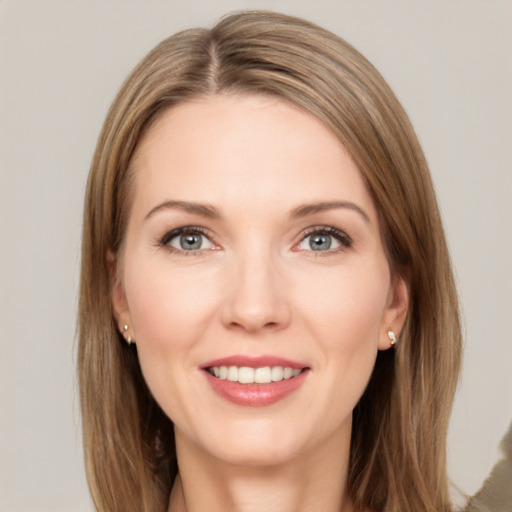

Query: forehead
[[129, 94, 377, 221]]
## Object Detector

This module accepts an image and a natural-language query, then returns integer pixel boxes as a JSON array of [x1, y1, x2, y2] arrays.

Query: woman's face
[[112, 95, 407, 466]]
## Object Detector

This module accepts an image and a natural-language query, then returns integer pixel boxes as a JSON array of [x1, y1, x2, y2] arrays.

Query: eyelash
[[157, 225, 353, 256], [159, 226, 215, 257], [297, 225, 353, 254]]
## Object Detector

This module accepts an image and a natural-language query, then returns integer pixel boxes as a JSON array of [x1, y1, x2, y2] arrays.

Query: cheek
[[297, 263, 390, 407], [121, 257, 222, 423], [298, 263, 391, 351], [124, 258, 219, 350], [310, 270, 389, 398]]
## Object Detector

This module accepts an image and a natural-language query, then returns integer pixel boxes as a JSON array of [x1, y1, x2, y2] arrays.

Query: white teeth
[[271, 366, 284, 381], [227, 366, 238, 382], [238, 367, 255, 384], [209, 365, 303, 384], [255, 367, 271, 383]]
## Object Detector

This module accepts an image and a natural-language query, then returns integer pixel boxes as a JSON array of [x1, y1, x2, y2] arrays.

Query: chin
[[176, 415, 308, 468], [208, 439, 302, 468], [189, 411, 346, 469]]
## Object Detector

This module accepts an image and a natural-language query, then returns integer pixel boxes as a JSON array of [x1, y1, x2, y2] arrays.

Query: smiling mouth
[[207, 365, 305, 384]]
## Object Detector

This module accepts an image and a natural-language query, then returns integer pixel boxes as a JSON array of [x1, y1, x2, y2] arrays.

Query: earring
[[387, 330, 397, 346], [122, 324, 133, 345]]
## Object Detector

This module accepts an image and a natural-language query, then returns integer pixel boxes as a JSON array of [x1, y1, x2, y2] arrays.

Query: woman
[[78, 10, 462, 512]]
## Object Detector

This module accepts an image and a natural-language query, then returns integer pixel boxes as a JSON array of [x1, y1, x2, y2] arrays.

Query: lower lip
[[204, 370, 309, 407]]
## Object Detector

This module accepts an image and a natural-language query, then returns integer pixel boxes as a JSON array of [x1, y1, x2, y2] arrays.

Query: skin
[[111, 94, 408, 512]]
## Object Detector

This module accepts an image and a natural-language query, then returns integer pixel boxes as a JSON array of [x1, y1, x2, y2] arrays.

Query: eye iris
[[180, 233, 202, 250], [310, 234, 331, 251]]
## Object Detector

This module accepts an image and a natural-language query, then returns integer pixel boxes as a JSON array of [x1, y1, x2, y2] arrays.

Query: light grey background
[[1, 1, 511, 510]]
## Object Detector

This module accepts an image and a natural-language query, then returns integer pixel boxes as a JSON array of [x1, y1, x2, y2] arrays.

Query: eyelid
[[294, 225, 353, 252], [159, 225, 219, 255], [157, 224, 352, 255]]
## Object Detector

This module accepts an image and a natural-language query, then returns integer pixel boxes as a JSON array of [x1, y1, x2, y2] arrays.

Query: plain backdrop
[[1, 1, 511, 510]]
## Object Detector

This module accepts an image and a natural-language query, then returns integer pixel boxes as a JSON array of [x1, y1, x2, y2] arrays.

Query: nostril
[[227, 319, 282, 333]]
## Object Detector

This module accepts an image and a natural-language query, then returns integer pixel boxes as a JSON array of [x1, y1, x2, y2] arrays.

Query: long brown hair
[[78, 10, 462, 511]]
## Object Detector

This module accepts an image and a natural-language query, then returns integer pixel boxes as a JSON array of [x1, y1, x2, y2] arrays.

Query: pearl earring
[[123, 324, 133, 345]]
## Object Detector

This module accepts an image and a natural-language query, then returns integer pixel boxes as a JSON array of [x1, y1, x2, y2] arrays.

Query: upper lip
[[201, 354, 309, 370]]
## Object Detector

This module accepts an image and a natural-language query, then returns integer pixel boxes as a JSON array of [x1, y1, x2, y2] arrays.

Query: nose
[[220, 248, 291, 333]]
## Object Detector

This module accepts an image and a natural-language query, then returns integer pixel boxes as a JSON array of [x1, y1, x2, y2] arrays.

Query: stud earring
[[122, 324, 133, 345], [387, 330, 397, 346]]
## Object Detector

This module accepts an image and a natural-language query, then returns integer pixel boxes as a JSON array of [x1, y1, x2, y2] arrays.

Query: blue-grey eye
[[298, 232, 342, 251], [310, 234, 331, 251], [169, 232, 213, 251]]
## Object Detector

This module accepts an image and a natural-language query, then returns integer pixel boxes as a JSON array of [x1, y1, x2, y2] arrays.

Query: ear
[[107, 250, 133, 337], [378, 273, 409, 350]]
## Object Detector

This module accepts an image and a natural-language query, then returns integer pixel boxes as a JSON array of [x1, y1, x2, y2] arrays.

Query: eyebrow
[[145, 200, 222, 220], [144, 199, 370, 224], [290, 201, 370, 223]]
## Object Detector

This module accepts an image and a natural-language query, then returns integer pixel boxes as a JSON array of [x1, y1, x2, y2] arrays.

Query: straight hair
[[78, 10, 462, 512]]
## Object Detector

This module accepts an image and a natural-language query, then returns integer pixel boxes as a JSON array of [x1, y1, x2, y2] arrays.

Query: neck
[[167, 427, 354, 512]]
